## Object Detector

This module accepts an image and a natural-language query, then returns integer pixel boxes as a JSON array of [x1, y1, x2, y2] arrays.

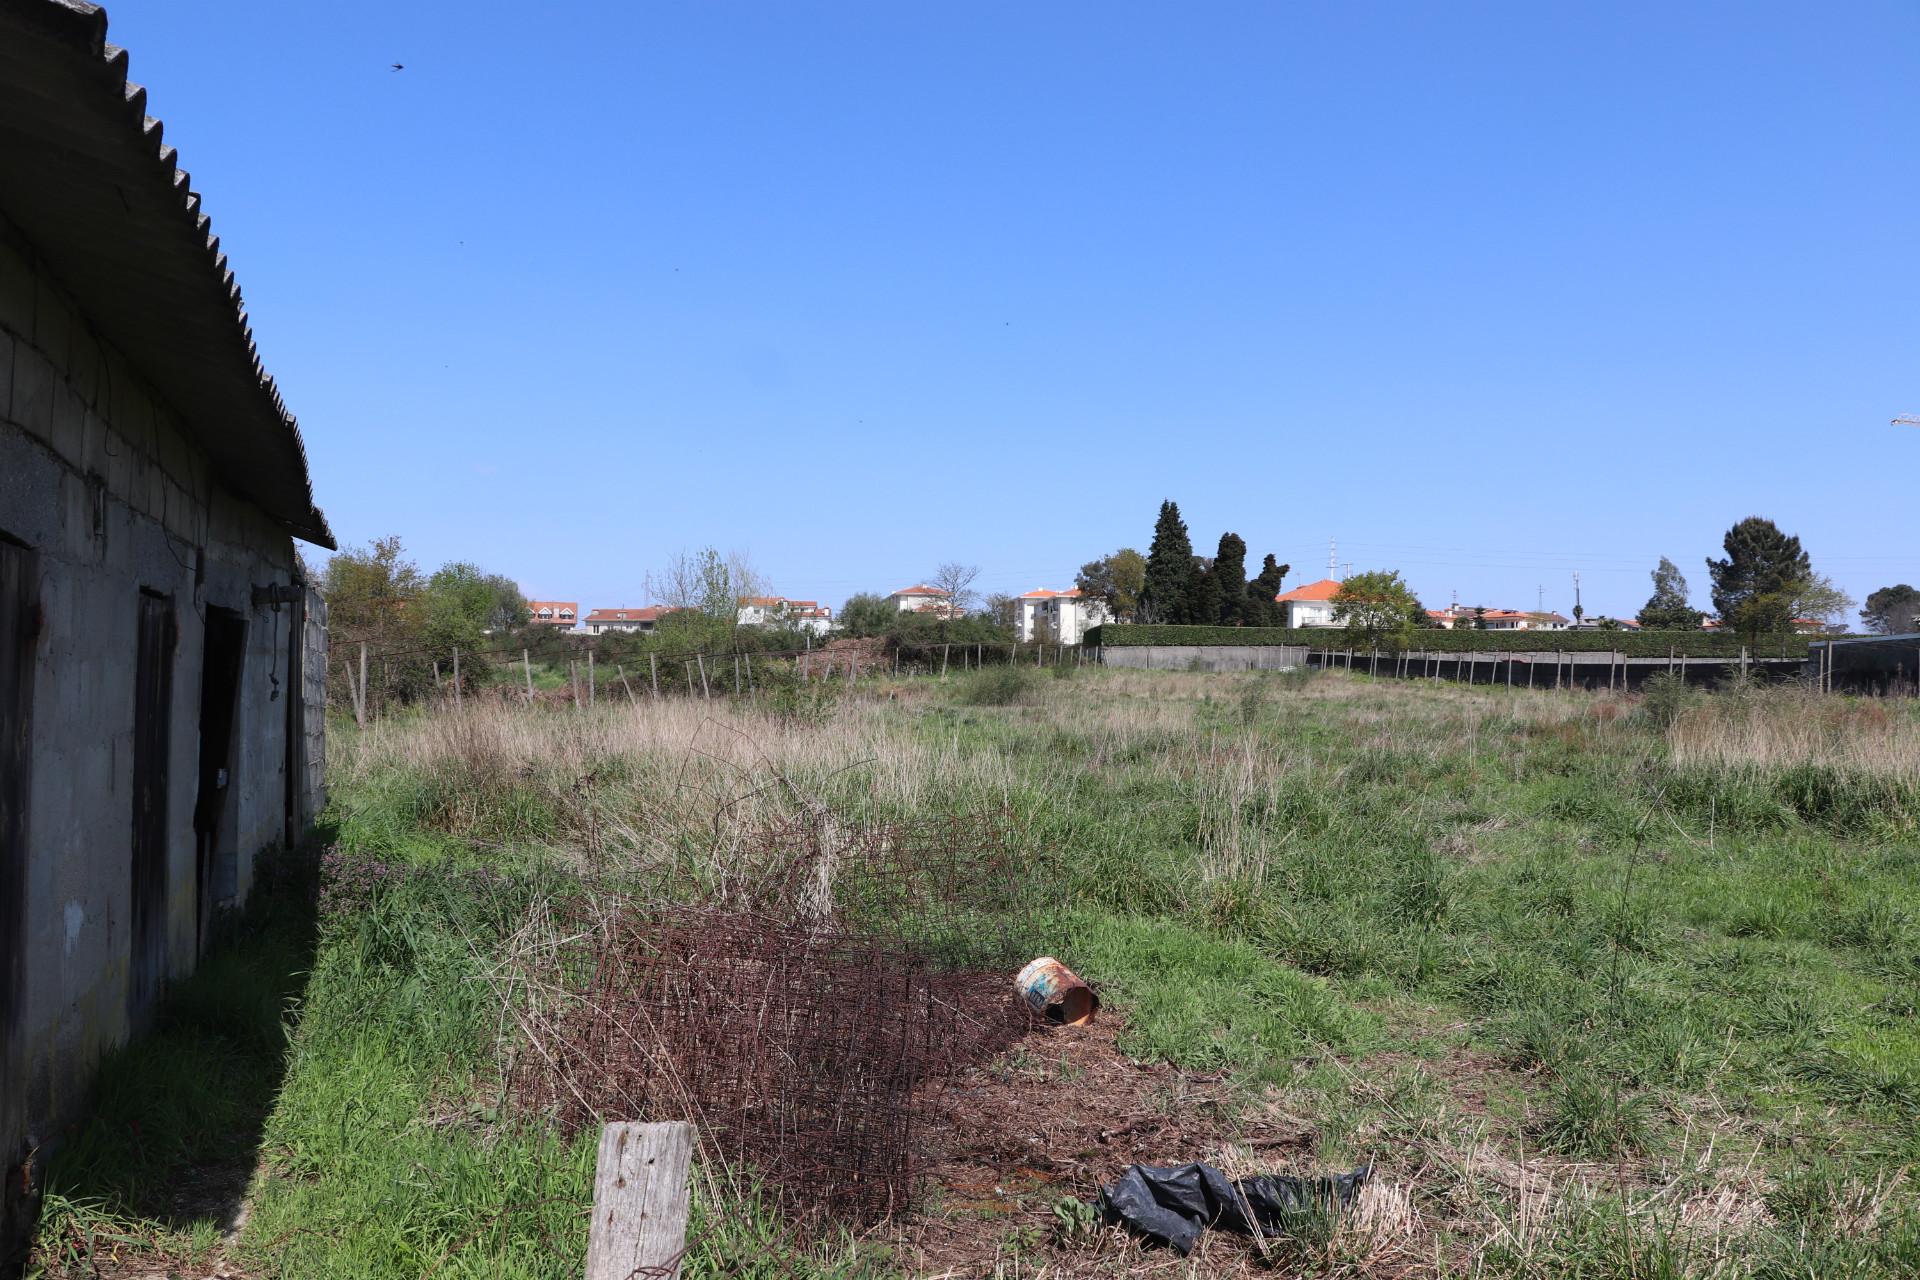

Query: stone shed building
[[0, 0, 332, 1245]]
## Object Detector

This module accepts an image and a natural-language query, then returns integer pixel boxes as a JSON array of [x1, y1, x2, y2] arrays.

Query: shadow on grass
[[24, 828, 332, 1272]]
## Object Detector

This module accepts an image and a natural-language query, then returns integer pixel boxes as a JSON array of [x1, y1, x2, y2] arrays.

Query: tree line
[[1069, 501, 1290, 626]]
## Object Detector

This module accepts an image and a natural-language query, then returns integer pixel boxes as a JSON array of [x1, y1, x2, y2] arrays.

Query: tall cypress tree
[[1213, 533, 1249, 625], [1190, 558, 1221, 626], [1246, 554, 1288, 626], [1141, 500, 1197, 623]]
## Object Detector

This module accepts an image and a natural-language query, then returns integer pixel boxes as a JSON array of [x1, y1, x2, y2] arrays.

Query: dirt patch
[[899, 982, 1325, 1276]]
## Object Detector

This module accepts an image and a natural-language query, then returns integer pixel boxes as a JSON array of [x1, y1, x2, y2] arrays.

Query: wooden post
[[696, 653, 710, 699], [1506, 652, 1513, 688], [569, 660, 580, 710], [354, 641, 368, 727], [432, 657, 441, 696], [733, 653, 741, 696], [1740, 645, 1748, 681], [941, 644, 950, 678], [685, 662, 695, 697], [586, 1121, 692, 1280], [649, 653, 659, 698], [745, 654, 755, 698], [587, 650, 595, 707], [523, 649, 535, 704], [618, 664, 636, 704], [454, 646, 465, 709], [849, 655, 858, 685]]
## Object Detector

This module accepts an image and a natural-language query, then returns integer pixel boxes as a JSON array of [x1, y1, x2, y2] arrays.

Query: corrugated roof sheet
[[0, 0, 332, 546]]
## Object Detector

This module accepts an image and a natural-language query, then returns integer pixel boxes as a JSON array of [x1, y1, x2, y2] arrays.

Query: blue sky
[[109, 1, 1919, 620]]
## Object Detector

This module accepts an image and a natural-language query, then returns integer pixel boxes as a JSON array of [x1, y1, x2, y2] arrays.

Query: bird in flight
[[391, 62, 405, 72]]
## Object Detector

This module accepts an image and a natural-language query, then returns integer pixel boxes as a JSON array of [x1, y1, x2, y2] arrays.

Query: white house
[[582, 606, 674, 635], [1014, 589, 1110, 645], [1429, 606, 1569, 632], [737, 596, 832, 636], [888, 584, 960, 618], [1274, 579, 1344, 627]]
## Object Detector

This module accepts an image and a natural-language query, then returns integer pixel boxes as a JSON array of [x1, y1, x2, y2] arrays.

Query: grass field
[[29, 665, 1920, 1277]]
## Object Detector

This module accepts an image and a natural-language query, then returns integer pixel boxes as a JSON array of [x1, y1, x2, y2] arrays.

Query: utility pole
[[1572, 570, 1583, 625], [1537, 584, 1544, 612], [1328, 538, 1337, 578]]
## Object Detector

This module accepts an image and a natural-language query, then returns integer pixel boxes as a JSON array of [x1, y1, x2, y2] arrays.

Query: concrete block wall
[[0, 214, 305, 1188]]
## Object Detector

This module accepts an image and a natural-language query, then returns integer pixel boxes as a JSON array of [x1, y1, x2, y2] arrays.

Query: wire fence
[[330, 630, 1094, 725]]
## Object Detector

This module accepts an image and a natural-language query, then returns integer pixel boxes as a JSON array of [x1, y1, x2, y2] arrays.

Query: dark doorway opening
[[0, 535, 36, 1076], [194, 608, 246, 955], [131, 590, 176, 1027]]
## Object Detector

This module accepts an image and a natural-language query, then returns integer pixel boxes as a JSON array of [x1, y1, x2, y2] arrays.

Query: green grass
[[30, 670, 1920, 1276]]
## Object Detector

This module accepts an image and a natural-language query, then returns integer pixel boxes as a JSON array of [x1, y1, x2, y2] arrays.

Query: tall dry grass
[[1668, 685, 1920, 786]]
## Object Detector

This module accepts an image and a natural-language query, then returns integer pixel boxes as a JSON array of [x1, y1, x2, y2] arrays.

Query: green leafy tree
[[1212, 533, 1249, 625], [1075, 548, 1146, 621], [322, 535, 422, 643], [1861, 583, 1920, 634], [1706, 517, 1811, 643], [1245, 554, 1288, 627], [1140, 500, 1197, 623], [1638, 557, 1698, 630], [838, 593, 897, 637], [1332, 570, 1422, 653], [648, 547, 765, 630], [417, 563, 524, 688], [1471, 605, 1488, 631]]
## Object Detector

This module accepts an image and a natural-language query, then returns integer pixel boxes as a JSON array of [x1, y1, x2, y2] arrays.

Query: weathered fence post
[[587, 650, 595, 707], [354, 641, 368, 728], [569, 660, 580, 710], [696, 653, 710, 699], [586, 1121, 692, 1280], [941, 644, 950, 678], [452, 647, 462, 710], [523, 649, 535, 705], [618, 664, 636, 705], [649, 653, 659, 698]]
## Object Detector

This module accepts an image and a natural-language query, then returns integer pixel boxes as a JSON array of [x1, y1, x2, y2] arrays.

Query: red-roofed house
[[1274, 578, 1345, 627], [1014, 588, 1109, 645], [582, 606, 675, 635], [527, 600, 578, 629]]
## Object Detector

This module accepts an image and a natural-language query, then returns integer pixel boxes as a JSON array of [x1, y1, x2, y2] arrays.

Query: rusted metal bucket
[[1015, 956, 1098, 1025]]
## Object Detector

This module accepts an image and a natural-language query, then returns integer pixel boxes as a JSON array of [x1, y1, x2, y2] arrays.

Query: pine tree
[[1638, 557, 1697, 630], [1246, 554, 1288, 627], [1861, 584, 1920, 635], [1213, 533, 1249, 625], [1707, 516, 1810, 642], [1141, 500, 1197, 623]]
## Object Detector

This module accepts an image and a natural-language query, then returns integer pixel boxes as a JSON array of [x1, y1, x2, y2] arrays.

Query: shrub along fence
[[1085, 624, 1819, 659]]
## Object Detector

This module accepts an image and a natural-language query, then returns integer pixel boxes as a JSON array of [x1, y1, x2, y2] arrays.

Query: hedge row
[[1084, 624, 1817, 659]]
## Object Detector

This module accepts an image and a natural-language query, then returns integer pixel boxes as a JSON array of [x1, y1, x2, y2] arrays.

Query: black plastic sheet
[[1097, 1160, 1372, 1255]]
